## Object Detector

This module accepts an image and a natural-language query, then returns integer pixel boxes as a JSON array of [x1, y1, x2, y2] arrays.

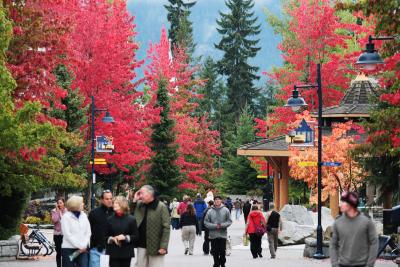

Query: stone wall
[[0, 236, 19, 261]]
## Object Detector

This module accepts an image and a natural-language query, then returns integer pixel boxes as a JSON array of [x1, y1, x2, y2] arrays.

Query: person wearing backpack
[[245, 204, 266, 258], [265, 203, 282, 259], [201, 200, 213, 255]]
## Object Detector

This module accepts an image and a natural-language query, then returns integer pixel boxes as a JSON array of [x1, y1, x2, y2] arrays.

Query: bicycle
[[18, 224, 55, 257]]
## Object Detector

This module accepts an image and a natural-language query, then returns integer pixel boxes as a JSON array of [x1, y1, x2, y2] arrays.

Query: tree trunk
[[382, 189, 393, 209]]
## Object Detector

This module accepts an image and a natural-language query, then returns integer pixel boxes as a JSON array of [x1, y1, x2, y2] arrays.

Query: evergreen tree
[[165, 0, 196, 57], [198, 57, 227, 132], [215, 0, 261, 121], [221, 106, 258, 194], [149, 78, 181, 198], [50, 64, 88, 193]]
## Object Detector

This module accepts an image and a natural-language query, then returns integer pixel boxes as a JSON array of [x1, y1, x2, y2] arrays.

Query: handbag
[[100, 254, 109, 267], [255, 224, 266, 236], [243, 234, 249, 246]]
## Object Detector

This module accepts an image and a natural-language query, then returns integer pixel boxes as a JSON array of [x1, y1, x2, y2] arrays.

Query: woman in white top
[[61, 195, 91, 267]]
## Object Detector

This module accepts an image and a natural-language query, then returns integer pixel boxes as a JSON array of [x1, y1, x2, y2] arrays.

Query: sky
[[126, 0, 283, 85]]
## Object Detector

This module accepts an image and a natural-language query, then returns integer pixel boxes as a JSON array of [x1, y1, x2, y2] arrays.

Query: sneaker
[[185, 248, 188, 255], [258, 253, 263, 258]]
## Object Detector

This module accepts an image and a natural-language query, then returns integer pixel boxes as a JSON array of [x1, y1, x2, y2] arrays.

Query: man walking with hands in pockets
[[204, 196, 232, 267]]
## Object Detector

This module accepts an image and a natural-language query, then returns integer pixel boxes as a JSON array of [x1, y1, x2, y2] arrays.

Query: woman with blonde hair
[[106, 196, 138, 267], [61, 195, 91, 267]]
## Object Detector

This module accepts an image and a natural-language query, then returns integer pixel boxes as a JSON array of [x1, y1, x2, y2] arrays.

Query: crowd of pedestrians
[[49, 189, 379, 267]]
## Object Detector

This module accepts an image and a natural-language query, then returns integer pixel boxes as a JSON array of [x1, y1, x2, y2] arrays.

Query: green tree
[[215, 0, 261, 121], [165, 0, 196, 57], [221, 106, 258, 194], [49, 64, 88, 194], [197, 57, 227, 131], [148, 78, 181, 198]]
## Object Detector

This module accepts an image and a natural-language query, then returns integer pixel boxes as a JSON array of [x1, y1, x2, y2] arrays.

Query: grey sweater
[[330, 213, 378, 267], [204, 205, 232, 239]]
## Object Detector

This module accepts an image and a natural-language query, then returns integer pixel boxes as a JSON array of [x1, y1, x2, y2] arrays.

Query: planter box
[[0, 236, 19, 261]]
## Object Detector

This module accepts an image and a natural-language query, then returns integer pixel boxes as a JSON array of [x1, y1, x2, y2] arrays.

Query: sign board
[[257, 175, 268, 179], [90, 158, 107, 165], [298, 161, 318, 167], [322, 162, 342, 167], [96, 136, 114, 153]]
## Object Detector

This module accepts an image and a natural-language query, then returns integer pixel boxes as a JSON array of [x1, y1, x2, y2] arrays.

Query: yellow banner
[[298, 161, 317, 167]]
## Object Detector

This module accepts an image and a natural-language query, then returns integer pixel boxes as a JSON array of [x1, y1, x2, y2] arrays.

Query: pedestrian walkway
[[0, 215, 394, 267]]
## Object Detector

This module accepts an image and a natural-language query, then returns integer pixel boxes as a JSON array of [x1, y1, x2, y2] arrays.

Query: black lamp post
[[90, 95, 114, 210], [285, 63, 326, 259], [356, 35, 396, 71]]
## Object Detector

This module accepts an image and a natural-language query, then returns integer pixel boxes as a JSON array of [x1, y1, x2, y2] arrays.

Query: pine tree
[[149, 78, 181, 198], [50, 64, 88, 193], [165, 0, 196, 57], [221, 106, 258, 194], [198, 57, 226, 131], [215, 0, 261, 121]]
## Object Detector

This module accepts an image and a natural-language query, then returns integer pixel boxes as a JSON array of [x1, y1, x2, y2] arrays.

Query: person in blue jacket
[[193, 193, 207, 236]]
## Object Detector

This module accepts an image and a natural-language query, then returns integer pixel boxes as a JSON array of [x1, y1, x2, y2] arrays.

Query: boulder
[[310, 206, 335, 229], [303, 237, 330, 258], [279, 221, 314, 245], [280, 205, 314, 226]]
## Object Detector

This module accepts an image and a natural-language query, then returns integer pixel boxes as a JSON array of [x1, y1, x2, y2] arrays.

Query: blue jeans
[[89, 248, 105, 267], [62, 248, 89, 267], [235, 208, 241, 220]]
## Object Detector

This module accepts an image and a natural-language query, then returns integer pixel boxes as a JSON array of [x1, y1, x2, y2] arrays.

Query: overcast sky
[[127, 0, 283, 84]]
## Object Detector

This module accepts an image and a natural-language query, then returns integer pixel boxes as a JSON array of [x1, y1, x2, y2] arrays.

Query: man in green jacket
[[132, 185, 170, 267], [330, 191, 378, 267]]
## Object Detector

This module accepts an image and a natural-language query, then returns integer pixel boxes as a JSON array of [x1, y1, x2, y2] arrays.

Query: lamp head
[[285, 87, 308, 112], [102, 111, 115, 123], [356, 42, 384, 71]]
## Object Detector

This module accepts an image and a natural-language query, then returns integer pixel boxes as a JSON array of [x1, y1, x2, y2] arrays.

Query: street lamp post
[[90, 95, 114, 210], [285, 63, 326, 259]]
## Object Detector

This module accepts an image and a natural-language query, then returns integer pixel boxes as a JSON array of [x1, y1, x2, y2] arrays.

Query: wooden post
[[279, 158, 289, 209], [330, 189, 339, 218], [274, 169, 280, 211]]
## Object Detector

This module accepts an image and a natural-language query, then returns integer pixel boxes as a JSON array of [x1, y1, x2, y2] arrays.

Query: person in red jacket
[[245, 204, 266, 259], [177, 195, 190, 215]]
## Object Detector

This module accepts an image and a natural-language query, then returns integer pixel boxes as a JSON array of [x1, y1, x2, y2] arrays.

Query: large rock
[[303, 237, 330, 258], [279, 221, 314, 245], [280, 205, 314, 225], [310, 206, 335, 229]]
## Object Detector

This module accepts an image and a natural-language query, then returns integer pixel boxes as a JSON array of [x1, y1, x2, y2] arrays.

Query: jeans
[[210, 238, 226, 267], [203, 230, 210, 254], [171, 218, 180, 230], [235, 209, 241, 220], [249, 233, 262, 258], [62, 248, 89, 267], [267, 228, 279, 257], [196, 217, 202, 235], [53, 235, 63, 267], [89, 248, 105, 267]]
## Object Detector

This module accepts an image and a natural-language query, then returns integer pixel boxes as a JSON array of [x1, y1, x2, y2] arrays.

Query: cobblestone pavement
[[0, 215, 394, 267]]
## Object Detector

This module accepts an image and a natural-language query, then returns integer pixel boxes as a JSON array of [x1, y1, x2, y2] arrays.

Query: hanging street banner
[[96, 135, 114, 153], [298, 161, 318, 167], [322, 162, 342, 167]]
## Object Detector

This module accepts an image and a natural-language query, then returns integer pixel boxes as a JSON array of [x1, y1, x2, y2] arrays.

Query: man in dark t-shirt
[[265, 204, 282, 259]]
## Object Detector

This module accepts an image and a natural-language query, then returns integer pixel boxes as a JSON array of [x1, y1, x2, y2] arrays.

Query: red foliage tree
[[144, 28, 221, 190], [66, 0, 158, 175]]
